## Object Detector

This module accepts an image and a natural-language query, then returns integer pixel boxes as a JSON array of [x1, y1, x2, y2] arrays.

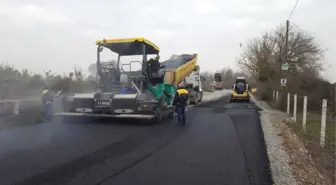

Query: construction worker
[[41, 88, 54, 122], [120, 85, 133, 94], [120, 87, 127, 94], [148, 55, 161, 76], [173, 87, 189, 125]]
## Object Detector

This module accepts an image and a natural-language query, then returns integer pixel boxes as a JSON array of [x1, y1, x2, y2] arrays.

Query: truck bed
[[160, 54, 196, 69], [162, 54, 198, 85]]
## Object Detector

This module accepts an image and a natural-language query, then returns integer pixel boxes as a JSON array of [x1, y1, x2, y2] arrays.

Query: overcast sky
[[0, 0, 335, 82]]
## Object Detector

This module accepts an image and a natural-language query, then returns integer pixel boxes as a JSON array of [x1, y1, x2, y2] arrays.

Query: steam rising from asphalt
[[0, 121, 68, 155]]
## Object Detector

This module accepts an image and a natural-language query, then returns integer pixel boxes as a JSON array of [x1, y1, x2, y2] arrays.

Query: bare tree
[[239, 23, 324, 83], [88, 63, 97, 78], [238, 32, 278, 83], [200, 71, 215, 92], [274, 23, 324, 77]]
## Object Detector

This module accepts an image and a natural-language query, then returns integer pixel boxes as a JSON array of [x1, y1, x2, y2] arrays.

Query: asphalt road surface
[[0, 95, 273, 185]]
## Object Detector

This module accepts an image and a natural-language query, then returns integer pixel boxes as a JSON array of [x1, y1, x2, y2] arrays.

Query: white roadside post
[[302, 96, 307, 132], [293, 94, 297, 122], [276, 91, 279, 101], [320, 99, 327, 148], [287, 92, 290, 114], [273, 90, 275, 100]]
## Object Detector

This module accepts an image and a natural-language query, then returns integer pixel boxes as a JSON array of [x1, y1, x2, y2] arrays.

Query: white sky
[[0, 0, 335, 82]]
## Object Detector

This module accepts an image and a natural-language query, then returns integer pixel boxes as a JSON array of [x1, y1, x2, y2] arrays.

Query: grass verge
[[268, 100, 335, 184], [289, 112, 335, 184]]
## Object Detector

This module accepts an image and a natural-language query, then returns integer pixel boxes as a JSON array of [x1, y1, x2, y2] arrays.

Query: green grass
[[267, 100, 335, 151], [268, 99, 335, 181], [291, 112, 335, 152], [288, 112, 335, 182]]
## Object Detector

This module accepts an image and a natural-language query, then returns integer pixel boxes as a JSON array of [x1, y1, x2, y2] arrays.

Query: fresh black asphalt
[[0, 95, 273, 185]]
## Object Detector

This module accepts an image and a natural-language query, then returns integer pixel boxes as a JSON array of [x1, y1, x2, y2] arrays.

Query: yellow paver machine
[[57, 37, 203, 124]]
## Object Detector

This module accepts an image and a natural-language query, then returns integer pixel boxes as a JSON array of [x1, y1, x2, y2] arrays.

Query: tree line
[[237, 22, 335, 114], [0, 64, 94, 99]]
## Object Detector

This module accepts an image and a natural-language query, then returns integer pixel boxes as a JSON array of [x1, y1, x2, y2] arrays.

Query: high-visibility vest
[[42, 90, 53, 105], [177, 88, 188, 95], [42, 90, 49, 95], [175, 88, 189, 106]]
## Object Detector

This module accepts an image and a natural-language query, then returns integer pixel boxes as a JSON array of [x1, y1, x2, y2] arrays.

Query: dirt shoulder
[[272, 115, 332, 185], [252, 96, 333, 185]]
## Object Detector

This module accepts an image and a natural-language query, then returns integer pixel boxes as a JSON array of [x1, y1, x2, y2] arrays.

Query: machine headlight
[[138, 104, 150, 111]]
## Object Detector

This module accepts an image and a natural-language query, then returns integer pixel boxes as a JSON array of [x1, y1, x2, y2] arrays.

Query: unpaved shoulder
[[252, 96, 332, 185]]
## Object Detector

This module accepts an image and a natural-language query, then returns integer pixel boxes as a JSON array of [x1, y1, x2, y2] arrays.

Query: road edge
[[250, 95, 299, 185]]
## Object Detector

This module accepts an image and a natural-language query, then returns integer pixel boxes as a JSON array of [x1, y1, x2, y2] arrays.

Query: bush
[[259, 91, 271, 101], [257, 86, 273, 101], [0, 64, 95, 100]]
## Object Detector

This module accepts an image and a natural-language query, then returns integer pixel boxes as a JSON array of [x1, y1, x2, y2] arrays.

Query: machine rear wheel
[[149, 110, 164, 124], [198, 92, 203, 102], [164, 109, 174, 123], [150, 114, 165, 124], [191, 94, 198, 105]]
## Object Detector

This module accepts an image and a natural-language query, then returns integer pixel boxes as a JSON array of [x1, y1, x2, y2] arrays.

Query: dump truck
[[162, 54, 203, 104], [229, 76, 250, 103], [57, 37, 177, 124]]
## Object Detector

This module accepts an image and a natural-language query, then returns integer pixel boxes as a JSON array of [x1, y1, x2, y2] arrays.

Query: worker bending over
[[173, 87, 189, 125], [41, 88, 54, 122]]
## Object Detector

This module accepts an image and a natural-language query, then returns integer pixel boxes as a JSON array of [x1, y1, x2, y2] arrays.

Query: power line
[[288, 0, 300, 20]]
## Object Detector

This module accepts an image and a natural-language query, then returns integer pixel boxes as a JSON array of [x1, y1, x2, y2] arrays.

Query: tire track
[[226, 106, 273, 185], [14, 105, 208, 185], [198, 96, 273, 185]]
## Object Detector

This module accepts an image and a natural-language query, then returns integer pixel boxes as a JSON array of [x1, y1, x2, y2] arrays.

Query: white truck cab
[[182, 66, 203, 104]]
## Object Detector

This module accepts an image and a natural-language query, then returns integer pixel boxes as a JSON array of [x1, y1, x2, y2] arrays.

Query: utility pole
[[284, 20, 289, 61], [280, 20, 290, 101]]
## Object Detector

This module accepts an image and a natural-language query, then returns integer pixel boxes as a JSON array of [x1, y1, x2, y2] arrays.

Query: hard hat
[[42, 89, 50, 95]]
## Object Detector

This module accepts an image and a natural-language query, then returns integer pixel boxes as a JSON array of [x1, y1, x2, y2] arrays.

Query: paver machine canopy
[[96, 38, 157, 91], [95, 37, 176, 105], [58, 37, 176, 123]]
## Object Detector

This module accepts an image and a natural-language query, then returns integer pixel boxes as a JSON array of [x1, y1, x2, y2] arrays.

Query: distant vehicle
[[213, 73, 224, 90]]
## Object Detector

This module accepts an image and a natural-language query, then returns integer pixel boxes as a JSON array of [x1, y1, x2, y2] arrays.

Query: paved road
[[0, 95, 273, 185]]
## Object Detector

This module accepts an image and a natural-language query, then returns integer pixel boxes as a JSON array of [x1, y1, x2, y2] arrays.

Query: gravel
[[251, 95, 299, 185]]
